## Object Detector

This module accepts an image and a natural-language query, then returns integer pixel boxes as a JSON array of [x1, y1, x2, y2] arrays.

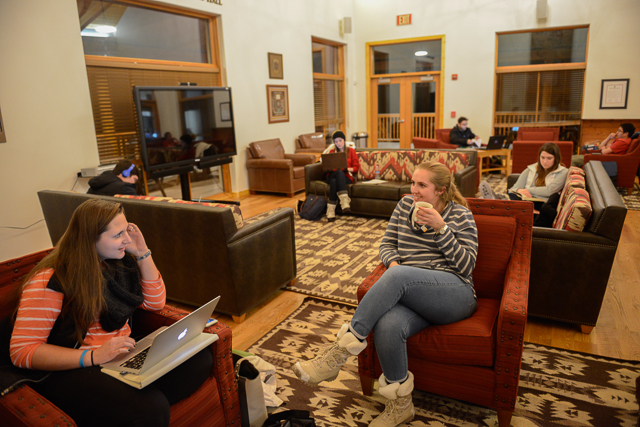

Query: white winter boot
[[292, 323, 366, 386], [338, 191, 351, 212], [326, 202, 337, 222], [370, 372, 415, 427]]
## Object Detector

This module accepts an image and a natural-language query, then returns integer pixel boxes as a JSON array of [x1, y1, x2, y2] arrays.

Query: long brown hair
[[13, 199, 125, 344], [535, 143, 561, 187], [415, 161, 468, 208]]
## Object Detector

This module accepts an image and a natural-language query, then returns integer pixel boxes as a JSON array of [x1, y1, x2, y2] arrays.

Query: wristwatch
[[435, 224, 448, 235]]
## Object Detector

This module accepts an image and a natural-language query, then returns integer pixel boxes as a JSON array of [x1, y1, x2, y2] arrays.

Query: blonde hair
[[13, 199, 125, 344], [415, 161, 468, 208]]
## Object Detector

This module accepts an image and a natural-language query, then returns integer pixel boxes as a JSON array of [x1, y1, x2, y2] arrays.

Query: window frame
[[311, 37, 346, 136], [492, 25, 589, 134]]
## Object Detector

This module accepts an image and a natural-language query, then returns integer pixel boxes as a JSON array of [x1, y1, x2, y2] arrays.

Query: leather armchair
[[435, 128, 458, 148], [357, 199, 534, 427], [507, 161, 627, 332], [38, 190, 297, 323], [0, 250, 240, 427], [412, 137, 438, 149], [246, 138, 315, 197], [511, 140, 574, 174], [295, 132, 327, 155], [584, 138, 640, 195], [516, 127, 559, 141]]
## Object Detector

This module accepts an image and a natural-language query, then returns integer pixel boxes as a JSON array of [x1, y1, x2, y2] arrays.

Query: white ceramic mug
[[412, 201, 433, 226]]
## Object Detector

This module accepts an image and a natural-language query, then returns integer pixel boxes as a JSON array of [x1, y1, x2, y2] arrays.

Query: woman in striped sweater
[[293, 161, 478, 427], [8, 199, 212, 427]]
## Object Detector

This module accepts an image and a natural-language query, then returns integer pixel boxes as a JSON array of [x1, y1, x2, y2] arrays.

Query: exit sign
[[397, 14, 412, 26]]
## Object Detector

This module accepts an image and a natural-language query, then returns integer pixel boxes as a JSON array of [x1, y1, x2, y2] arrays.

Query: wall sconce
[[339, 17, 352, 38]]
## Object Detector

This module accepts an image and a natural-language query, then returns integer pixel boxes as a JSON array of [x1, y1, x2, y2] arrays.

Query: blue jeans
[[349, 265, 477, 383]]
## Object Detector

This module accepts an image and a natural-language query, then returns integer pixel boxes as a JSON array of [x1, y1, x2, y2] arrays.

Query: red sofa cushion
[[407, 297, 499, 366], [472, 215, 516, 300]]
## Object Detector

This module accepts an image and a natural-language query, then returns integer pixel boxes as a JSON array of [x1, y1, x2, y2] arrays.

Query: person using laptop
[[449, 117, 481, 148], [324, 130, 359, 222], [7, 199, 213, 427], [293, 161, 478, 427], [480, 143, 567, 223]]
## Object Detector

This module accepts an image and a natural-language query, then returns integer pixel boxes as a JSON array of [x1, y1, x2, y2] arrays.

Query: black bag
[[262, 410, 315, 427], [297, 192, 327, 221]]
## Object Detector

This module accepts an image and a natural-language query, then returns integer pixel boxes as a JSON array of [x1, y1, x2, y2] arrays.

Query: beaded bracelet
[[135, 249, 152, 261]]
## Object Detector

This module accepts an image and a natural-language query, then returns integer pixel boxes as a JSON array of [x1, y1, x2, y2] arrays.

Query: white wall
[[0, 0, 99, 261], [352, 0, 640, 140]]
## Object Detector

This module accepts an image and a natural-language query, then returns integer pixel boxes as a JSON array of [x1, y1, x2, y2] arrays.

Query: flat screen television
[[133, 86, 236, 177]]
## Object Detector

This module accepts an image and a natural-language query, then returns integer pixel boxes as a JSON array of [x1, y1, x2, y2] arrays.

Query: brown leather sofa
[[507, 161, 627, 332], [305, 147, 478, 217], [294, 132, 327, 155], [37, 190, 297, 323], [246, 138, 316, 196]]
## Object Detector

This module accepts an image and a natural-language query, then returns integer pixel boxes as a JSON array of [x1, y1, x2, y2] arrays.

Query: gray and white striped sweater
[[379, 196, 478, 286]]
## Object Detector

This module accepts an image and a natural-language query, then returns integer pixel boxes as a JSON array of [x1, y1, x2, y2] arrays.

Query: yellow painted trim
[[496, 63, 586, 73], [440, 35, 445, 130], [366, 34, 446, 46]]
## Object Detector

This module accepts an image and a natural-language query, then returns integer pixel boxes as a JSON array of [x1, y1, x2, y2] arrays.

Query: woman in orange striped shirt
[[8, 199, 212, 427]]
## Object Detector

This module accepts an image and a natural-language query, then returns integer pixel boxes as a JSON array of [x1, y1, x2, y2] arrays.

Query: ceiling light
[[415, 51, 428, 57], [95, 25, 117, 34]]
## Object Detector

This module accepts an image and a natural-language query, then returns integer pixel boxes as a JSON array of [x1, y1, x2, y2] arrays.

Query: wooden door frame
[[366, 35, 445, 148]]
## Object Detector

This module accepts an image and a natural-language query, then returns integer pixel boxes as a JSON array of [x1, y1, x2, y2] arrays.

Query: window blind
[[87, 66, 219, 164], [495, 69, 584, 125], [313, 79, 343, 126]]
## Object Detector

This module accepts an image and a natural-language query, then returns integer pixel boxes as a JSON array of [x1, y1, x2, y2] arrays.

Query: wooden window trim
[[496, 63, 586, 73], [85, 56, 220, 73], [496, 24, 589, 36], [311, 37, 346, 133]]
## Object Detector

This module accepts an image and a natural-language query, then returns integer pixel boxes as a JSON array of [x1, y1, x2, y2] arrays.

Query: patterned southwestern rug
[[248, 298, 640, 427]]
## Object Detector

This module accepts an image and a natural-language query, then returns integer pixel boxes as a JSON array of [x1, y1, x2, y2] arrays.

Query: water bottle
[[374, 164, 380, 180]]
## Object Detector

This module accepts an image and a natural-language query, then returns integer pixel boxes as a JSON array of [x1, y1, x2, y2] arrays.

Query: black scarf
[[99, 256, 144, 332]]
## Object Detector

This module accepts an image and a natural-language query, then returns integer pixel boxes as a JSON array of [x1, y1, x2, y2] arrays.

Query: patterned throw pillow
[[552, 187, 592, 232], [556, 167, 586, 213], [356, 150, 470, 182], [114, 195, 244, 228]]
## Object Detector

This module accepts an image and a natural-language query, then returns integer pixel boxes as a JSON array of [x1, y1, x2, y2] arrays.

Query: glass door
[[371, 75, 439, 148]]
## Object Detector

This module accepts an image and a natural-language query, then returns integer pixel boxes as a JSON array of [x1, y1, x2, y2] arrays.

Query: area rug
[[291, 215, 388, 304], [249, 298, 640, 427], [618, 184, 640, 211]]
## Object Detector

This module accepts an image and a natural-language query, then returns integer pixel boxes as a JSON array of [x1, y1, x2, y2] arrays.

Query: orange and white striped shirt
[[10, 268, 166, 369]]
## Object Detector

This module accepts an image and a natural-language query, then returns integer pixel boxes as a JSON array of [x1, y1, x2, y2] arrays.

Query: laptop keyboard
[[120, 346, 150, 370]]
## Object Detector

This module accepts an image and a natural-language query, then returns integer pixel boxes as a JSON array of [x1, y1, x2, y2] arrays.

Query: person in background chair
[[324, 130, 359, 222], [293, 161, 478, 427], [572, 123, 636, 166], [87, 160, 140, 197], [449, 117, 481, 148]]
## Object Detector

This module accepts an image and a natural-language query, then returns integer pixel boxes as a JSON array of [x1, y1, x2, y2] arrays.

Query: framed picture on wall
[[600, 79, 629, 109], [268, 52, 284, 79], [266, 85, 289, 124], [220, 102, 231, 121]]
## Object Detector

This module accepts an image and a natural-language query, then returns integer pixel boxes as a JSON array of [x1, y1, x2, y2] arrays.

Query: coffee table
[[475, 148, 511, 177]]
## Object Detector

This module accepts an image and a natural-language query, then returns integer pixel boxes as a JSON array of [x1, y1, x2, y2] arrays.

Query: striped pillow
[[552, 187, 592, 231]]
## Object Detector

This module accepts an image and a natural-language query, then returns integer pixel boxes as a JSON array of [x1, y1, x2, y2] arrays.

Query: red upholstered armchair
[[516, 127, 559, 141], [0, 250, 241, 427], [511, 140, 574, 174], [357, 199, 534, 427], [584, 138, 640, 195], [434, 128, 458, 149], [412, 137, 438, 149]]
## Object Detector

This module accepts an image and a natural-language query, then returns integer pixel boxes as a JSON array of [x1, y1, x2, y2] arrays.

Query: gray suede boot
[[326, 202, 337, 222], [370, 372, 415, 427], [292, 323, 366, 386], [338, 191, 351, 212]]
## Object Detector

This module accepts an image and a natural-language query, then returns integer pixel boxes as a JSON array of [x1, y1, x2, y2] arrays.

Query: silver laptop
[[102, 296, 220, 376]]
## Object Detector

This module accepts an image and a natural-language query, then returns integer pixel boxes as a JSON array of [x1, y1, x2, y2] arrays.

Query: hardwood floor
[[189, 190, 640, 360]]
